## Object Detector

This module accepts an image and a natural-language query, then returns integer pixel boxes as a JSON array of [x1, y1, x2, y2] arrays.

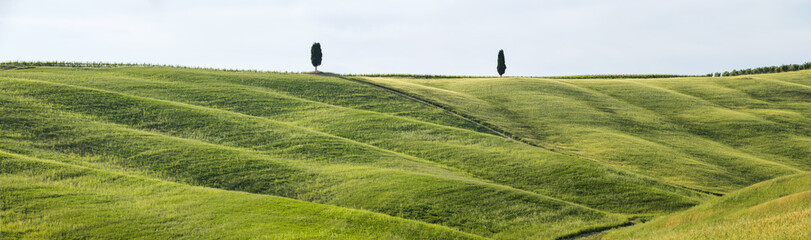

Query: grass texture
[[602, 172, 811, 240], [1, 65, 807, 239], [362, 72, 810, 195]]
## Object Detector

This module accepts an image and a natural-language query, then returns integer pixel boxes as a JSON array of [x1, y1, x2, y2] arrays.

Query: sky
[[1, 0, 810, 76]]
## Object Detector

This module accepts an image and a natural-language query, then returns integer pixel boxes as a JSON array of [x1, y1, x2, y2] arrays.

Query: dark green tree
[[496, 49, 506, 77], [311, 42, 322, 72]]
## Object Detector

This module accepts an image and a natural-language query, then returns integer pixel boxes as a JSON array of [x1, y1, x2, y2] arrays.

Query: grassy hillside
[[362, 72, 811, 195], [0, 150, 482, 239], [0, 66, 703, 239], [601, 172, 811, 240], [1, 65, 806, 239]]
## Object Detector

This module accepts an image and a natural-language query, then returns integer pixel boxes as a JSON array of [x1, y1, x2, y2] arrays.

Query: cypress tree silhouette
[[311, 42, 322, 72], [497, 49, 506, 77]]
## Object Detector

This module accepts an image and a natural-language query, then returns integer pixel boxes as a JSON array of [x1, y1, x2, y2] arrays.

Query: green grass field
[[1, 151, 482, 240], [362, 72, 810, 195], [1, 65, 808, 239], [601, 172, 810, 240]]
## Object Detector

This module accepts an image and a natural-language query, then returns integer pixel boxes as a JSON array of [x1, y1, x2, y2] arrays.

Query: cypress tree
[[311, 42, 323, 72], [497, 49, 506, 77]]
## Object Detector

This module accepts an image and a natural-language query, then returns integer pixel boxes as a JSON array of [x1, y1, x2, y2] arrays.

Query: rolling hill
[[602, 172, 810, 240], [362, 72, 810, 195], [1, 150, 482, 240], [1, 64, 808, 239]]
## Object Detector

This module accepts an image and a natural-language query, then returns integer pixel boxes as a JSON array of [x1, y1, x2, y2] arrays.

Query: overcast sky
[[1, 0, 810, 76]]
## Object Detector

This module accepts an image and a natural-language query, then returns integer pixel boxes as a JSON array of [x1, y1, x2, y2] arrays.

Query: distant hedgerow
[[349, 74, 697, 79], [707, 61, 811, 77], [542, 74, 696, 79], [0, 61, 290, 73]]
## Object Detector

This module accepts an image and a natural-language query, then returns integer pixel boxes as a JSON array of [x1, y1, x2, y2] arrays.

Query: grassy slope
[[3, 66, 804, 239], [602, 172, 811, 240], [0, 74, 623, 239], [0, 68, 708, 214], [0, 151, 482, 240], [0, 67, 714, 239], [362, 71, 810, 194]]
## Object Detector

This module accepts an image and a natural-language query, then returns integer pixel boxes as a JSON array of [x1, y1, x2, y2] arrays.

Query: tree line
[[0, 61, 288, 73], [707, 62, 811, 77]]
